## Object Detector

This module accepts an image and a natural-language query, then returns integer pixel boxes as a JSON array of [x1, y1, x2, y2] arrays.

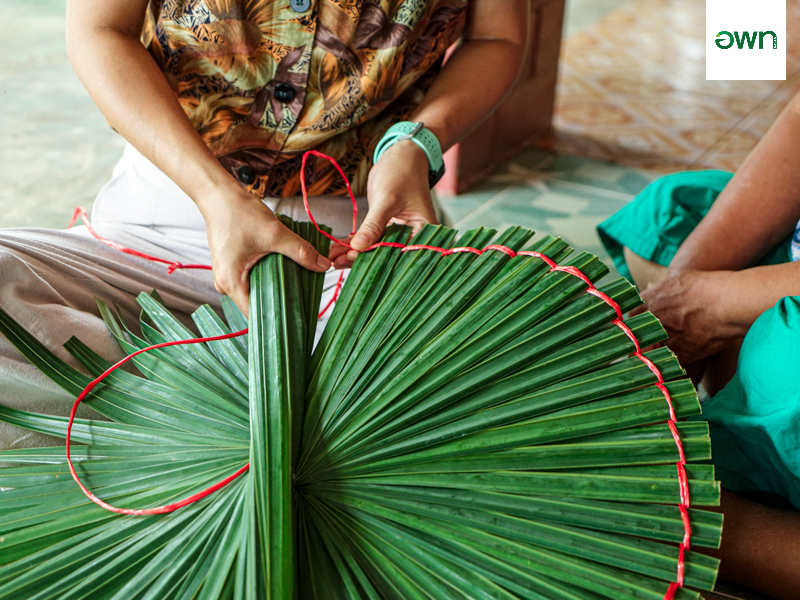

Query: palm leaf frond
[[0, 219, 721, 599]]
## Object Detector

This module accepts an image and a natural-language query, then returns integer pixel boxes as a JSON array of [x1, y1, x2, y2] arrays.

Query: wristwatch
[[373, 121, 446, 188]]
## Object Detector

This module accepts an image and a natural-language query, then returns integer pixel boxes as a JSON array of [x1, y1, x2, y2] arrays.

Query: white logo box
[[706, 0, 786, 80]]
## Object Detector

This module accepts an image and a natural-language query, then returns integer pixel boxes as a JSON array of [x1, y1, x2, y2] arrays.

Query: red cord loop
[[402, 244, 446, 253], [66, 330, 250, 515], [586, 288, 624, 321], [443, 246, 483, 256], [482, 244, 516, 257], [67, 151, 692, 596]]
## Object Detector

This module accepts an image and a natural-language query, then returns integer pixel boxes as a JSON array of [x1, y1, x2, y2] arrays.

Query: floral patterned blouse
[[142, 0, 467, 198]]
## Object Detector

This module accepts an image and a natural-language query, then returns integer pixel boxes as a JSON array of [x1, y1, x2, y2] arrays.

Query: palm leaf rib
[[0, 217, 721, 599]]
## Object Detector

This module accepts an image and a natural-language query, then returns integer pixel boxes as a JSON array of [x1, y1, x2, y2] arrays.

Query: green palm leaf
[[0, 218, 721, 599]]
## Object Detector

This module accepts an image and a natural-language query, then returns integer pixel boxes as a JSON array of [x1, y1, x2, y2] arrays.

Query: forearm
[[65, 2, 239, 212], [717, 262, 800, 333], [411, 40, 523, 150], [670, 94, 800, 272], [409, 0, 527, 149]]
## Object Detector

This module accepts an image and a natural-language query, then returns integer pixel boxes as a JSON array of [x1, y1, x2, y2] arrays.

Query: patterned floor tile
[[696, 72, 800, 170], [528, 190, 590, 215], [544, 0, 800, 174], [436, 192, 498, 228], [562, 0, 633, 36], [440, 148, 655, 278], [556, 100, 636, 127]]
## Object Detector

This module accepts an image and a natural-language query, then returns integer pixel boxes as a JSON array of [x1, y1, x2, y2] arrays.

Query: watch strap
[[374, 122, 445, 187]]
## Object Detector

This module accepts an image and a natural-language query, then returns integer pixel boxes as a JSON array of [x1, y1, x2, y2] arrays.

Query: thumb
[[269, 223, 331, 272], [351, 203, 394, 251]]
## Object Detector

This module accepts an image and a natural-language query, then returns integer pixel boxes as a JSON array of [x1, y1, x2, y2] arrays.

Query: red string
[[67, 150, 692, 596], [318, 270, 345, 319], [68, 207, 212, 275], [66, 329, 250, 515]]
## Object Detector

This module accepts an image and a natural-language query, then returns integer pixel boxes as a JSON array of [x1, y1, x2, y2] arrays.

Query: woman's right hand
[[199, 186, 331, 316], [640, 269, 742, 365]]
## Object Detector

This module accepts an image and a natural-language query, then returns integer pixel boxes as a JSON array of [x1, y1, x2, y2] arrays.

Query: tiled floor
[[541, 0, 800, 172], [5, 0, 798, 227], [438, 149, 654, 279]]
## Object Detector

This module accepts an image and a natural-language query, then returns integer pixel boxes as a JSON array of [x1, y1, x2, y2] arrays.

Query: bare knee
[[623, 246, 667, 290], [711, 490, 800, 600]]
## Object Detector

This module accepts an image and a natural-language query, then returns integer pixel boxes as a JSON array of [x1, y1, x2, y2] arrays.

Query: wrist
[[377, 139, 430, 173], [195, 175, 260, 220], [374, 121, 445, 187], [706, 270, 751, 338]]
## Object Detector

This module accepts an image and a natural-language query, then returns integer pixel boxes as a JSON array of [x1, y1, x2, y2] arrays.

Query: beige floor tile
[[679, 126, 739, 150], [593, 73, 676, 96], [556, 100, 637, 126], [624, 93, 731, 125], [544, 0, 800, 174], [555, 72, 609, 99]]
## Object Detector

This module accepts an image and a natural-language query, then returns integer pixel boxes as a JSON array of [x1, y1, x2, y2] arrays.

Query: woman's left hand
[[331, 140, 437, 268]]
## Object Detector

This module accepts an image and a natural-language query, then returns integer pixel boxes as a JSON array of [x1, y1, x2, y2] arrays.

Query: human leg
[[621, 246, 737, 392], [623, 246, 667, 291], [613, 180, 800, 596], [687, 295, 800, 597], [707, 489, 800, 600], [0, 226, 221, 450], [0, 142, 361, 449]]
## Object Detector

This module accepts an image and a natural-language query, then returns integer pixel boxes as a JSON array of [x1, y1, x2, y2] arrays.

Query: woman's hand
[[200, 186, 331, 316], [640, 269, 744, 365], [332, 140, 437, 268]]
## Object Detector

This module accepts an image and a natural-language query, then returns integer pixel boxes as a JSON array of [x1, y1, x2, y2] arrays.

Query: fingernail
[[317, 255, 332, 270]]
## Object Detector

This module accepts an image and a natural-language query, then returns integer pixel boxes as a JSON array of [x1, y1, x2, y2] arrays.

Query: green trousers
[[598, 171, 800, 509]]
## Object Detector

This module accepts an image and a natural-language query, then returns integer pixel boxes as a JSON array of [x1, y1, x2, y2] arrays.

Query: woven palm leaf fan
[[0, 214, 722, 600]]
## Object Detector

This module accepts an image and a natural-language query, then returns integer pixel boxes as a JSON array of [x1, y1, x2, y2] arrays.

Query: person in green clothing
[[597, 91, 800, 600]]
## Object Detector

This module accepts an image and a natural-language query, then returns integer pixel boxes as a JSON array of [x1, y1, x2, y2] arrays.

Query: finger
[[406, 214, 436, 237], [350, 201, 395, 251], [333, 254, 354, 269], [328, 236, 352, 261], [268, 222, 331, 272], [230, 283, 250, 319]]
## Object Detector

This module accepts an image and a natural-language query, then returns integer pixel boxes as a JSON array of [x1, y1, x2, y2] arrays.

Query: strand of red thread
[[66, 329, 250, 515], [535, 257, 691, 598], [69, 206, 339, 320], [68, 150, 692, 597], [68, 207, 212, 275]]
